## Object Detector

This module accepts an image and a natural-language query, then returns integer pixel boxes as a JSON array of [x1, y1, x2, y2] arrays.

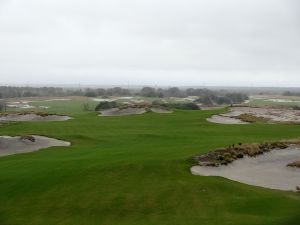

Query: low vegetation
[[95, 100, 200, 112], [152, 101, 200, 110], [19, 135, 36, 142], [193, 140, 300, 167], [287, 160, 300, 168], [235, 113, 269, 123], [95, 101, 118, 111]]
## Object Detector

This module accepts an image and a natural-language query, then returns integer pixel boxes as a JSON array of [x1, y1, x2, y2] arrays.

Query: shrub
[[287, 160, 300, 168], [95, 101, 118, 111], [20, 135, 35, 142], [152, 101, 199, 110], [82, 103, 93, 111], [235, 113, 268, 123]]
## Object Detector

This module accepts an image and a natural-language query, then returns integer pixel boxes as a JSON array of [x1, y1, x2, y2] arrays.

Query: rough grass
[[235, 113, 269, 123], [0, 100, 300, 225], [194, 140, 300, 166]]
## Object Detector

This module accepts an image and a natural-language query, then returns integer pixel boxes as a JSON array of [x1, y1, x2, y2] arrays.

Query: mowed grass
[[0, 100, 300, 225]]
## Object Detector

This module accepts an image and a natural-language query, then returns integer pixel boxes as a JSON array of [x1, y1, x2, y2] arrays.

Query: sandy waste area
[[207, 107, 300, 124], [191, 146, 300, 191], [0, 135, 70, 157]]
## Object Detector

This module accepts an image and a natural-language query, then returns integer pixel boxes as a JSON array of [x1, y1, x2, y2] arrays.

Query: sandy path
[[0, 135, 70, 157], [191, 146, 300, 191]]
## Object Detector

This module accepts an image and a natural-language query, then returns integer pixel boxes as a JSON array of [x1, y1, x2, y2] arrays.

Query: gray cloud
[[0, 0, 299, 86]]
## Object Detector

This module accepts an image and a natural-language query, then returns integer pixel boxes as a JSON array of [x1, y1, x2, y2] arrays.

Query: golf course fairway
[[0, 101, 300, 225]]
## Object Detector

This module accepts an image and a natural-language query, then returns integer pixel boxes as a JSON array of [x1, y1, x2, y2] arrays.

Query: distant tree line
[[0, 86, 248, 105], [282, 91, 300, 97]]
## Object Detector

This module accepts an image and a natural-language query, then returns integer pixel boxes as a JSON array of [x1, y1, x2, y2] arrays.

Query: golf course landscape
[[0, 98, 300, 225]]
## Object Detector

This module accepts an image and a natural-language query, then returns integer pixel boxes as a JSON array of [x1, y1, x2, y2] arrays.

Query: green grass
[[247, 95, 300, 107], [0, 100, 300, 225]]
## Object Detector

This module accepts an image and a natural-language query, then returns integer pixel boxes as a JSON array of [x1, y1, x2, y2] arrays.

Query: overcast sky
[[0, 0, 299, 87]]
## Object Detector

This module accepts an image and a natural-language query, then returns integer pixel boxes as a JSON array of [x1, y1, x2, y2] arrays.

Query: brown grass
[[20, 135, 36, 142], [194, 139, 300, 167], [287, 160, 300, 168], [235, 113, 269, 123]]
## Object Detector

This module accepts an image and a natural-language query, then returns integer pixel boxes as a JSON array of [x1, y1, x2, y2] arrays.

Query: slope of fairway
[[0, 105, 300, 225]]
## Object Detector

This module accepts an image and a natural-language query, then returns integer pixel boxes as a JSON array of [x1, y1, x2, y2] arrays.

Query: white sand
[[100, 107, 146, 116], [207, 107, 300, 124], [0, 135, 70, 157], [150, 108, 172, 113], [191, 146, 300, 191], [207, 115, 249, 124]]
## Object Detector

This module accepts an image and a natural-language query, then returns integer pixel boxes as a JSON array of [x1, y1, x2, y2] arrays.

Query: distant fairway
[[0, 98, 300, 225]]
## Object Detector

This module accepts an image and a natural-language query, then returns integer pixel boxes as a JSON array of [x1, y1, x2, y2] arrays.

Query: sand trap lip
[[207, 107, 300, 124], [191, 146, 300, 191], [0, 113, 71, 122], [0, 135, 70, 157]]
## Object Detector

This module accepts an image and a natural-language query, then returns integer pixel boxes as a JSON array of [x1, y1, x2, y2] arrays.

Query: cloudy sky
[[0, 0, 299, 87]]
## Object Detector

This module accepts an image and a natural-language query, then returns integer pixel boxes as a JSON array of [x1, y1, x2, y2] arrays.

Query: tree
[[82, 103, 93, 111], [140, 87, 157, 97], [85, 89, 97, 97], [0, 101, 7, 112], [166, 87, 183, 97]]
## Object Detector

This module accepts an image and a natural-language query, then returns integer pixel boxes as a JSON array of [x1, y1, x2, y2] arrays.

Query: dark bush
[[95, 101, 118, 111], [152, 101, 199, 110]]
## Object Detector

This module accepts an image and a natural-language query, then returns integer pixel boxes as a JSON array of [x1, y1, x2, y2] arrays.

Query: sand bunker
[[150, 108, 172, 113], [0, 135, 70, 157], [100, 107, 146, 116], [191, 146, 300, 191], [99, 107, 172, 116], [0, 113, 71, 122], [207, 107, 300, 124], [207, 115, 248, 124]]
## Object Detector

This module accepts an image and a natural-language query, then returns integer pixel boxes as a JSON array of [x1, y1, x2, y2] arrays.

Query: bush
[[20, 135, 35, 142], [152, 101, 199, 110], [82, 103, 93, 111], [85, 91, 97, 97], [95, 101, 118, 111]]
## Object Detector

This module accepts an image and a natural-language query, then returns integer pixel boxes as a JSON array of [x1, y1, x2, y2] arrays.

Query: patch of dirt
[[0, 135, 70, 157]]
